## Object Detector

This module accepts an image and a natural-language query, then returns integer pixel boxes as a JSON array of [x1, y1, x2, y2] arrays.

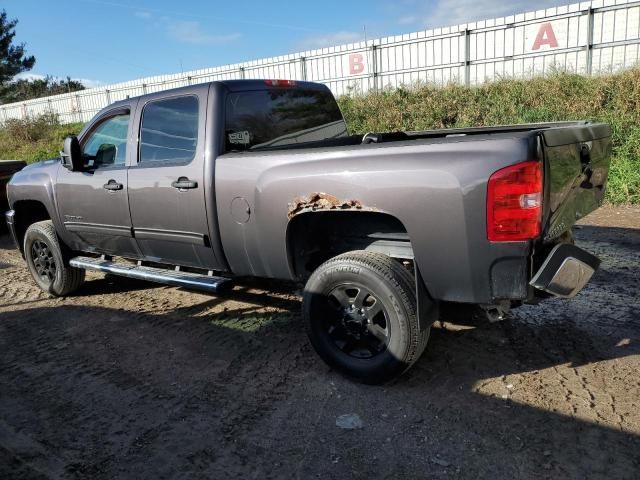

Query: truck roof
[[106, 79, 330, 110]]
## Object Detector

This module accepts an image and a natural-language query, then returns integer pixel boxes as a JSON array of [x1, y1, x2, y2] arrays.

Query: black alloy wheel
[[24, 221, 85, 296], [324, 283, 390, 359], [303, 251, 432, 384], [30, 239, 57, 282]]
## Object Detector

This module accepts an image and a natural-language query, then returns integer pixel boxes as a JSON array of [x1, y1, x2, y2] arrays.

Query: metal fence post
[[142, 84, 148, 94], [370, 43, 378, 92], [75, 94, 82, 122], [464, 29, 471, 86], [300, 57, 307, 81], [105, 89, 111, 104], [586, 8, 595, 75], [239, 67, 245, 79]]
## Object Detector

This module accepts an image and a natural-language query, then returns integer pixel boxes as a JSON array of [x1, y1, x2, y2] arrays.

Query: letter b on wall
[[349, 54, 365, 75]]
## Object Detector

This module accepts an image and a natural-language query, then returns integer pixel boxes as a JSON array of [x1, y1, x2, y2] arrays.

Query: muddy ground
[[0, 206, 638, 479]]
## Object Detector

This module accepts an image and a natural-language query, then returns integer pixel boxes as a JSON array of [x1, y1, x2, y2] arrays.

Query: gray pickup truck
[[5, 79, 611, 383]]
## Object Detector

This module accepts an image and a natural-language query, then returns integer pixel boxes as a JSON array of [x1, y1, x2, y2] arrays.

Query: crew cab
[[5, 80, 611, 383]]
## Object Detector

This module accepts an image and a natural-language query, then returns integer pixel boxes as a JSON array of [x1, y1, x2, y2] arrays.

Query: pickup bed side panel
[[215, 137, 535, 304]]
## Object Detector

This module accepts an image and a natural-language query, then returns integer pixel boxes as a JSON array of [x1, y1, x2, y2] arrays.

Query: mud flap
[[415, 265, 438, 331], [5, 209, 21, 255]]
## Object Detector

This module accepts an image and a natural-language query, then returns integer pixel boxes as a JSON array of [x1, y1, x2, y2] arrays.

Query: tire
[[303, 251, 431, 384], [24, 220, 85, 297]]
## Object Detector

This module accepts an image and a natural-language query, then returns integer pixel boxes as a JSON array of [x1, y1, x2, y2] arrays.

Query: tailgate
[[539, 123, 611, 241]]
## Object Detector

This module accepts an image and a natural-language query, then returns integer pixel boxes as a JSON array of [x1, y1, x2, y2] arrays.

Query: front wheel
[[24, 220, 85, 297], [303, 251, 430, 384]]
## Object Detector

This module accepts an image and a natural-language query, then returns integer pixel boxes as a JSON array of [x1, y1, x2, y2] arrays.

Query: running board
[[69, 256, 233, 293]]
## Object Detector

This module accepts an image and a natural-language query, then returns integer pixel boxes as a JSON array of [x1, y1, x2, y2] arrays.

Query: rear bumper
[[5, 210, 20, 251], [530, 244, 600, 298]]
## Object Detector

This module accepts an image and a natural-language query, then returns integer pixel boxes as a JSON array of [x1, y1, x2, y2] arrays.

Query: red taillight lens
[[487, 160, 543, 242], [264, 79, 297, 87]]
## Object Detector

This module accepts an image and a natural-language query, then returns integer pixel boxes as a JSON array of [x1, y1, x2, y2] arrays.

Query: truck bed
[[247, 121, 595, 152]]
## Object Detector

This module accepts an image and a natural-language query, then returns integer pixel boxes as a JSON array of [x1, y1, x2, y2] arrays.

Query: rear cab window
[[224, 87, 347, 152]]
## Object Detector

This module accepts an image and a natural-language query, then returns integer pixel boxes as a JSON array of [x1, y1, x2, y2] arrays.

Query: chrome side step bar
[[69, 256, 233, 293]]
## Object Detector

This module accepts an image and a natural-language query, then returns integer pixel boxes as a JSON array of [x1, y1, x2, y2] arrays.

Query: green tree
[[2, 75, 85, 103], [0, 9, 35, 86]]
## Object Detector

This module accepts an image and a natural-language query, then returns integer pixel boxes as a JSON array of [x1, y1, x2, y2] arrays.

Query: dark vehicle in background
[[1, 160, 26, 228], [4, 80, 611, 383]]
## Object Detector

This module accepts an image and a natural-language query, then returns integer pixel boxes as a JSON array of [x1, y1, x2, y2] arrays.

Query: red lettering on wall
[[532, 22, 559, 50], [349, 54, 365, 75]]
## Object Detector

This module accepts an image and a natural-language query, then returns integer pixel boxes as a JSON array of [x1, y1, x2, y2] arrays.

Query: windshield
[[224, 88, 347, 152]]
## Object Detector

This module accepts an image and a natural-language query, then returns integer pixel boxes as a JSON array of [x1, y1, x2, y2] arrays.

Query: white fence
[[2, 0, 640, 124]]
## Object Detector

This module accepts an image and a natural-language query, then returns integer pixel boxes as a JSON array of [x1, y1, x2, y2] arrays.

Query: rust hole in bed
[[287, 192, 365, 219]]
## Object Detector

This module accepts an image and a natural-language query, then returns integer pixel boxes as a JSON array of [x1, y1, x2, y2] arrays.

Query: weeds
[[0, 113, 83, 164], [339, 67, 640, 204], [1, 68, 638, 203]]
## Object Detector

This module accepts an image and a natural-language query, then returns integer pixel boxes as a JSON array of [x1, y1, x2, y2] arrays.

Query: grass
[[1, 68, 638, 203], [0, 113, 83, 164], [338, 67, 640, 204]]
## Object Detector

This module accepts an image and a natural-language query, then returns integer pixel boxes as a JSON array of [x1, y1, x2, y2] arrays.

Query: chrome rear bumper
[[530, 244, 600, 298]]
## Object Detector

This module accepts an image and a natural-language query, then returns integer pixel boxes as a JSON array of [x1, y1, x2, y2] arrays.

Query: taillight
[[264, 79, 296, 87], [487, 160, 543, 242]]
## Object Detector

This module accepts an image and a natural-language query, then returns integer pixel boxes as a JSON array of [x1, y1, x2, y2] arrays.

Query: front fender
[[8, 160, 70, 244]]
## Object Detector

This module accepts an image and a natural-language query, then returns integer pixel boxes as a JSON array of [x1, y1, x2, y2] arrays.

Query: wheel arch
[[12, 200, 52, 255], [286, 210, 413, 280], [287, 210, 438, 332]]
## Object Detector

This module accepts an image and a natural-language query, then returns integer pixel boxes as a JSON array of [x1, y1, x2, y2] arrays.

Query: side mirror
[[95, 143, 117, 167], [60, 136, 83, 171]]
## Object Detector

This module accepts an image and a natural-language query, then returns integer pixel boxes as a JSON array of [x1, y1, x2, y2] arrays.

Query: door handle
[[171, 177, 198, 190], [103, 180, 123, 191]]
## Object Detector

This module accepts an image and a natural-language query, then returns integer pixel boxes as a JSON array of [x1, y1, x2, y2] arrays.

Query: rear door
[[127, 86, 223, 269]]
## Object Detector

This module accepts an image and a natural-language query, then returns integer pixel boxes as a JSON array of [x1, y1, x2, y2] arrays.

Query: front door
[[127, 91, 221, 269], [56, 107, 139, 257]]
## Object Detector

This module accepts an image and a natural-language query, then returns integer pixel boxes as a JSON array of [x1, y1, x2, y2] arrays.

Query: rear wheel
[[303, 251, 430, 384], [24, 220, 85, 296]]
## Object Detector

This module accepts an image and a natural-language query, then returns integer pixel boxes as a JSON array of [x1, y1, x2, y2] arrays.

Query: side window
[[82, 113, 130, 168], [139, 96, 199, 164]]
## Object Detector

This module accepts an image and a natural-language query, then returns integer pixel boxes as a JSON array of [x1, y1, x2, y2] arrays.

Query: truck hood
[[20, 158, 59, 171], [9, 158, 59, 179]]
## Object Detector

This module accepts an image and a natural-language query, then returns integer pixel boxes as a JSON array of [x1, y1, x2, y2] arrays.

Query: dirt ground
[[0, 206, 638, 480]]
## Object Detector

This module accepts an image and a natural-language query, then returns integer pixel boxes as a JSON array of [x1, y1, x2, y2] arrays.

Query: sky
[[6, 0, 570, 87]]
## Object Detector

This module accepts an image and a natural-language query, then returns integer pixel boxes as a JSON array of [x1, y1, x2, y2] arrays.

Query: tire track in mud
[[1, 209, 639, 479], [1, 241, 311, 478]]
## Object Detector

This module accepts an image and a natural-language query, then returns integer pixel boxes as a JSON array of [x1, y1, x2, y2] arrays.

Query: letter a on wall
[[532, 22, 559, 50]]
